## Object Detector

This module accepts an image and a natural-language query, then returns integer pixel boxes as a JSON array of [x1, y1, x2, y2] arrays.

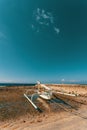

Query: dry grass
[[0, 86, 39, 121], [49, 84, 87, 95], [0, 84, 87, 122]]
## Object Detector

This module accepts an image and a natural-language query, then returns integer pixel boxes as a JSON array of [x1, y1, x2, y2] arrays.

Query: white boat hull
[[39, 94, 51, 100]]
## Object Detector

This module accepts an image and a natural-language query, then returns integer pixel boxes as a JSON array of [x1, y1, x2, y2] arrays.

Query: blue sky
[[0, 0, 87, 83]]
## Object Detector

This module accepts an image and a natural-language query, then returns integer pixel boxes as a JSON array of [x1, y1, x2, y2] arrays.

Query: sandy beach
[[0, 84, 87, 130]]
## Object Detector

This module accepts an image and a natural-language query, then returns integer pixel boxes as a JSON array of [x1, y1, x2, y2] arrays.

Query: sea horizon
[[0, 81, 87, 87]]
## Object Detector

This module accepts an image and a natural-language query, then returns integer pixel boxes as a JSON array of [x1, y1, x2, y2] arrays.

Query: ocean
[[0, 81, 87, 87], [0, 83, 36, 87]]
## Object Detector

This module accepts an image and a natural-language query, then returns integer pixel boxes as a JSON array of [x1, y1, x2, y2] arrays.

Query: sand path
[[0, 106, 87, 130]]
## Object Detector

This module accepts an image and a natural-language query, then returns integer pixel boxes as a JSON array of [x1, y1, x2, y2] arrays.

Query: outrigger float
[[24, 81, 52, 112], [24, 81, 77, 112]]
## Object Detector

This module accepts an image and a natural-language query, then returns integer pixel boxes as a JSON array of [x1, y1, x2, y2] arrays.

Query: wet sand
[[0, 84, 87, 130]]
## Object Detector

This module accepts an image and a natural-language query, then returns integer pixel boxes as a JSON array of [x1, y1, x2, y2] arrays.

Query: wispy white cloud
[[31, 24, 39, 33], [32, 8, 60, 35], [61, 79, 65, 82], [31, 24, 35, 29], [37, 8, 40, 15], [54, 27, 60, 34], [34, 8, 54, 25], [68, 80, 78, 82], [42, 14, 49, 19], [36, 29, 39, 33], [36, 15, 40, 21]]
